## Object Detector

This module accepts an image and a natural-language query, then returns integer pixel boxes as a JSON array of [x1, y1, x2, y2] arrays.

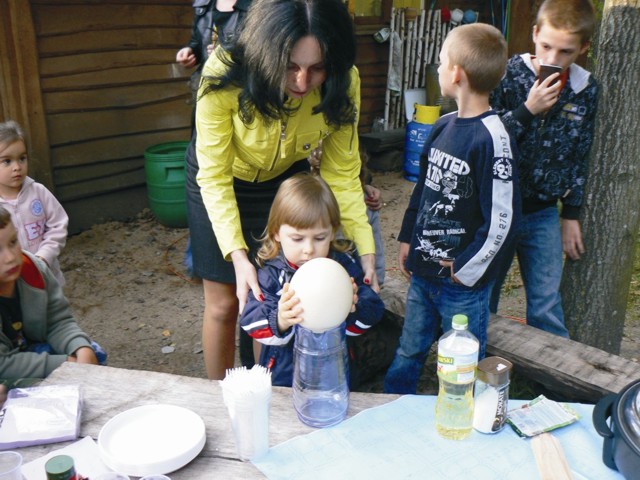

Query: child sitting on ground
[[240, 173, 385, 387], [0, 206, 100, 382], [0, 121, 69, 287]]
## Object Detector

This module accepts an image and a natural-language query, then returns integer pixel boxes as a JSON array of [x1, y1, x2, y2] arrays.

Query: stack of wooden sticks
[[384, 7, 456, 129]]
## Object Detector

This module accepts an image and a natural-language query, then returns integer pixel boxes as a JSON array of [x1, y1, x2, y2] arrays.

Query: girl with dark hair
[[185, 0, 377, 379]]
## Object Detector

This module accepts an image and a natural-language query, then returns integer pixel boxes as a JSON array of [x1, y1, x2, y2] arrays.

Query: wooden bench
[[359, 128, 405, 153], [378, 283, 640, 403], [359, 128, 405, 172]]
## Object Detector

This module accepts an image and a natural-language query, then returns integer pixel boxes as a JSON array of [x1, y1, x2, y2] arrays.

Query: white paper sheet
[[21, 436, 112, 480]]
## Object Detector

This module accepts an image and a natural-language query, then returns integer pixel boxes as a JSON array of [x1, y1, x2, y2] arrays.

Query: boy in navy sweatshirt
[[384, 24, 520, 394]]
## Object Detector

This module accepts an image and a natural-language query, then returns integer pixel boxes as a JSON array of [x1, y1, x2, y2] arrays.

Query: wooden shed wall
[[28, 0, 194, 232], [356, 25, 391, 133], [0, 0, 535, 233]]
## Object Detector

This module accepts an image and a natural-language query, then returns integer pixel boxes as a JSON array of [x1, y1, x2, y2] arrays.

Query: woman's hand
[[349, 277, 359, 312], [68, 346, 98, 365], [277, 284, 303, 333], [176, 47, 197, 68], [363, 185, 383, 211], [230, 249, 263, 314], [359, 253, 380, 292]]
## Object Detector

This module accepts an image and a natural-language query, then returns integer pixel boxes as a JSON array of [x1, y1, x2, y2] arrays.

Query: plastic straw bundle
[[219, 365, 272, 461]]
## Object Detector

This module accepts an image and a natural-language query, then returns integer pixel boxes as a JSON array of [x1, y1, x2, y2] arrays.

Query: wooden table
[[18, 363, 400, 478]]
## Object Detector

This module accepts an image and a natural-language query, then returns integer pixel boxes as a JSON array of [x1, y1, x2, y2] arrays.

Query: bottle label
[[437, 352, 477, 384]]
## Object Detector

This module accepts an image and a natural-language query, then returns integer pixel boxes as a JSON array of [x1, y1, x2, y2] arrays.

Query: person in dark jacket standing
[[489, 0, 598, 337], [176, 0, 252, 126]]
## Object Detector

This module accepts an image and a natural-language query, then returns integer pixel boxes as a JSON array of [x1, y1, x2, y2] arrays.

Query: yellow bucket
[[414, 105, 441, 124]]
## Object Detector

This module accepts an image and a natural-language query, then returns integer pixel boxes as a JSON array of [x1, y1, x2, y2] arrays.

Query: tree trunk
[[561, 0, 640, 353]]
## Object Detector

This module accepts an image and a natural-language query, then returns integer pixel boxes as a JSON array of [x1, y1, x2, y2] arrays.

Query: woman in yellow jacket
[[186, 0, 377, 379]]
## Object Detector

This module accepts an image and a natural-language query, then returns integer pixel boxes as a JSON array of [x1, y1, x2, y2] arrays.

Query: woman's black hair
[[200, 0, 356, 127]]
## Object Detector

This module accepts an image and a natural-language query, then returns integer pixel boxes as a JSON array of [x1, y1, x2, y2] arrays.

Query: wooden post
[[0, 0, 53, 190], [384, 7, 397, 129]]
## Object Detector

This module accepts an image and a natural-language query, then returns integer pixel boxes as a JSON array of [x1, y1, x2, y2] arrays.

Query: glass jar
[[472, 356, 513, 434]]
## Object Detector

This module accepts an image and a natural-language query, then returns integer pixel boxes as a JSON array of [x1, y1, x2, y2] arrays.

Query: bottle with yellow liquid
[[435, 314, 479, 440]]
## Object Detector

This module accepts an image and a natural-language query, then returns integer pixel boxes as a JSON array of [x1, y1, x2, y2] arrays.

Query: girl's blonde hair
[[256, 172, 350, 266]]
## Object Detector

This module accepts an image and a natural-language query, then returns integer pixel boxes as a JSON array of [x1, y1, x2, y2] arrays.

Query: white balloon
[[289, 257, 353, 333]]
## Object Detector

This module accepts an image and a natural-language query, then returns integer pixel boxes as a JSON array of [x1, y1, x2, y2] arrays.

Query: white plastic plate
[[98, 404, 206, 477]]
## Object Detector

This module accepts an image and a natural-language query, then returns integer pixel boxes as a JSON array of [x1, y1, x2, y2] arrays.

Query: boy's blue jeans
[[489, 206, 569, 337], [383, 275, 491, 394], [29, 341, 108, 365]]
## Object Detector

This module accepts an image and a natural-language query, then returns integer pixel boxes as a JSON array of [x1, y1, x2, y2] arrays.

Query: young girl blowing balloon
[[239, 173, 384, 387]]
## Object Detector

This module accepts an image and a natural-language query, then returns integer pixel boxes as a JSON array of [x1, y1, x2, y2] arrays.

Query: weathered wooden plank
[[47, 98, 191, 147], [361, 85, 388, 98], [360, 96, 384, 116], [53, 158, 144, 185], [487, 315, 640, 402], [31, 0, 186, 4], [354, 43, 391, 65], [37, 27, 191, 56], [44, 81, 191, 113], [357, 64, 389, 78], [38, 49, 180, 77], [31, 4, 191, 36], [40, 64, 189, 91], [56, 168, 146, 201], [379, 284, 640, 402], [359, 128, 405, 152], [507, 0, 535, 57], [50, 129, 190, 169], [64, 187, 149, 234]]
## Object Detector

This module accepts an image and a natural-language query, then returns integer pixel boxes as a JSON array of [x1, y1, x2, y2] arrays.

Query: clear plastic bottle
[[435, 314, 479, 440], [292, 322, 349, 428]]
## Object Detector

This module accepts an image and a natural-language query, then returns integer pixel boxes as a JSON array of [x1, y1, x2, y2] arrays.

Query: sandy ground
[[60, 169, 639, 392]]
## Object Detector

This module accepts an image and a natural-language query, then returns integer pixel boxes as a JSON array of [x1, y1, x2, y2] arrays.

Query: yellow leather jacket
[[195, 55, 374, 259]]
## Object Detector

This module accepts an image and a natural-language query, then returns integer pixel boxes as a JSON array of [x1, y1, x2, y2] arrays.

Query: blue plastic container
[[404, 121, 434, 182], [403, 105, 440, 182]]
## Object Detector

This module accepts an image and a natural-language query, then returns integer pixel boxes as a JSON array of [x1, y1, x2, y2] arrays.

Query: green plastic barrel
[[144, 141, 189, 228]]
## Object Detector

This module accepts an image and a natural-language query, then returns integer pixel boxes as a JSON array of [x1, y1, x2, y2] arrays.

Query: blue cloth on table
[[252, 395, 623, 480]]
